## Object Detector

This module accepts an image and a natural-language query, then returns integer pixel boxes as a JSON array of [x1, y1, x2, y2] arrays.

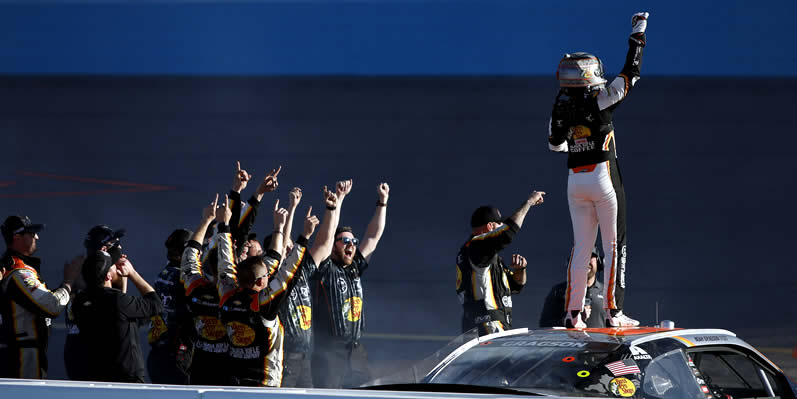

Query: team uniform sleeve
[[216, 225, 239, 307], [181, 240, 206, 296], [597, 33, 646, 111], [5, 269, 70, 317], [257, 237, 309, 319], [466, 219, 520, 267], [118, 291, 164, 320]]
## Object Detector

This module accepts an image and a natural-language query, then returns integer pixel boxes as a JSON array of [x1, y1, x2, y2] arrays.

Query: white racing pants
[[566, 159, 627, 313]]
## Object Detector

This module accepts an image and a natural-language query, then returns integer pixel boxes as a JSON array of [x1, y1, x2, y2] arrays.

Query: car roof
[[485, 327, 741, 346], [459, 327, 781, 372]]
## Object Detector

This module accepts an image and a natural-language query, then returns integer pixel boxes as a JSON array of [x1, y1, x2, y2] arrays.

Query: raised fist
[[289, 187, 302, 209], [631, 12, 649, 35], [377, 182, 389, 204]]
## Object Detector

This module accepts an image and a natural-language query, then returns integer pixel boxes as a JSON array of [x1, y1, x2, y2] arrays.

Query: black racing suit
[[456, 220, 525, 336], [217, 224, 310, 387], [147, 261, 192, 384], [548, 33, 645, 314], [0, 251, 71, 379], [278, 255, 317, 387], [310, 251, 370, 388]]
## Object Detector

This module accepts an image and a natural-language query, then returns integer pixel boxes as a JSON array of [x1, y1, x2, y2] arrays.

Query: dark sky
[[0, 0, 794, 76]]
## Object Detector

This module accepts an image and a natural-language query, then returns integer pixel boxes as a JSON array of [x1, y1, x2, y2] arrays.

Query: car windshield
[[425, 339, 626, 397]]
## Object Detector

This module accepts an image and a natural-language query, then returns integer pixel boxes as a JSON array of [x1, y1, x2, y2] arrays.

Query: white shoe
[[564, 312, 587, 328], [606, 311, 639, 327]]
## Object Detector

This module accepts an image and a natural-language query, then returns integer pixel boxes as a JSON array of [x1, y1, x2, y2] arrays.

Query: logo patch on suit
[[343, 297, 363, 322], [148, 315, 167, 343], [196, 315, 227, 341], [571, 125, 592, 139], [297, 305, 312, 330], [227, 321, 256, 346]]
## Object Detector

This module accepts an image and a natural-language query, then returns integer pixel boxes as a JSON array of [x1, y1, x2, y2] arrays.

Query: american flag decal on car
[[605, 359, 641, 376]]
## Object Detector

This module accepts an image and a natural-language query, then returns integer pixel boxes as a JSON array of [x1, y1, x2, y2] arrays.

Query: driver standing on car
[[548, 12, 649, 328], [456, 190, 545, 336]]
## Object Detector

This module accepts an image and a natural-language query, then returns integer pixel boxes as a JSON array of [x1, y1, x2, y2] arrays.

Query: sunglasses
[[336, 237, 360, 246]]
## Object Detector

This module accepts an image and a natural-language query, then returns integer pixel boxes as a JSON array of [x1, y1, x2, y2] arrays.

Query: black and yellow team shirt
[[148, 261, 190, 349], [311, 251, 367, 346], [278, 257, 318, 353], [456, 219, 524, 333]]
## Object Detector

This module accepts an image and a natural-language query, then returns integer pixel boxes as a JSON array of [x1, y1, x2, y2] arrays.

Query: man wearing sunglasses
[[0, 215, 81, 379], [311, 181, 389, 389]]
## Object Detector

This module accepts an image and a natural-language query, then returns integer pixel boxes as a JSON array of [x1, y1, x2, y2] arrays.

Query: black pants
[[189, 350, 230, 386], [311, 340, 370, 389], [282, 351, 313, 388], [147, 345, 188, 385]]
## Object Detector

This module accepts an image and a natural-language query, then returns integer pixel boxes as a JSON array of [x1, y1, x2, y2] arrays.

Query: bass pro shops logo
[[196, 315, 227, 341], [342, 297, 363, 322], [226, 321, 257, 346]]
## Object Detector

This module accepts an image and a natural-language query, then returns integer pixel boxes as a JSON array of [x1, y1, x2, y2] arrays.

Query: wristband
[[273, 230, 284, 235], [326, 205, 336, 211], [376, 201, 387, 207]]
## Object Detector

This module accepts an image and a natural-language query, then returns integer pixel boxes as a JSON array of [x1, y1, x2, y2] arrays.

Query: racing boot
[[564, 311, 586, 328], [606, 310, 639, 327]]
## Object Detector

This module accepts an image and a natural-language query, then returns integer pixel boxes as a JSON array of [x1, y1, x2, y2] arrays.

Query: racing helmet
[[556, 52, 607, 88]]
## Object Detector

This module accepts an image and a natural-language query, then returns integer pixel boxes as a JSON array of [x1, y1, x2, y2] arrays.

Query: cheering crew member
[[539, 250, 606, 328], [0, 215, 80, 379], [456, 191, 545, 337], [217, 196, 323, 387], [277, 187, 318, 387], [178, 196, 230, 385], [73, 249, 163, 382], [548, 12, 649, 328], [311, 181, 389, 389], [147, 228, 193, 384]]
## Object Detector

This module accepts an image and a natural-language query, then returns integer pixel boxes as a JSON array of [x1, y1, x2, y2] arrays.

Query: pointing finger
[[236, 161, 241, 171], [223, 194, 229, 207], [306, 206, 312, 218], [274, 199, 280, 211], [273, 165, 282, 177]]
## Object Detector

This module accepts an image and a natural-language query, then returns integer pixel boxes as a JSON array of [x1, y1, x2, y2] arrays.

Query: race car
[[365, 327, 797, 398]]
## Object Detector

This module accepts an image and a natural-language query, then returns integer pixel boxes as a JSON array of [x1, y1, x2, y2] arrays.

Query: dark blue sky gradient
[[0, 0, 794, 75]]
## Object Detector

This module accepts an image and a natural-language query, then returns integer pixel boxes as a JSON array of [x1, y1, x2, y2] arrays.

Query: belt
[[571, 163, 598, 173]]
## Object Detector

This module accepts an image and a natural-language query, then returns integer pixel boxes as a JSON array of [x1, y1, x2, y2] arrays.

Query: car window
[[642, 349, 704, 399], [691, 351, 781, 398]]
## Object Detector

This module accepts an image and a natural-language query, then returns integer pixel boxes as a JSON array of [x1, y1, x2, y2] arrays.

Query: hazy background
[[1, 0, 795, 381]]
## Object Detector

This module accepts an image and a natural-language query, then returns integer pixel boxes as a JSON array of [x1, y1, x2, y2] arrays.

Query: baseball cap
[[470, 206, 503, 228], [165, 228, 192, 250], [1, 215, 45, 242], [82, 250, 113, 287], [84, 225, 126, 252]]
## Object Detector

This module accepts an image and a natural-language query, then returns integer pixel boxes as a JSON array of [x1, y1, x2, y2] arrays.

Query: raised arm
[[182, 194, 218, 294], [509, 190, 545, 229], [259, 206, 319, 314], [359, 182, 389, 262], [214, 194, 239, 306], [308, 182, 346, 263], [597, 12, 648, 111], [282, 187, 302, 258]]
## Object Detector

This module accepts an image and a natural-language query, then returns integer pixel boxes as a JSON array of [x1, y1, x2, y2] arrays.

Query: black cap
[[470, 206, 502, 228], [84, 225, 125, 252], [165, 229, 192, 250], [1, 215, 45, 242], [82, 250, 113, 287]]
